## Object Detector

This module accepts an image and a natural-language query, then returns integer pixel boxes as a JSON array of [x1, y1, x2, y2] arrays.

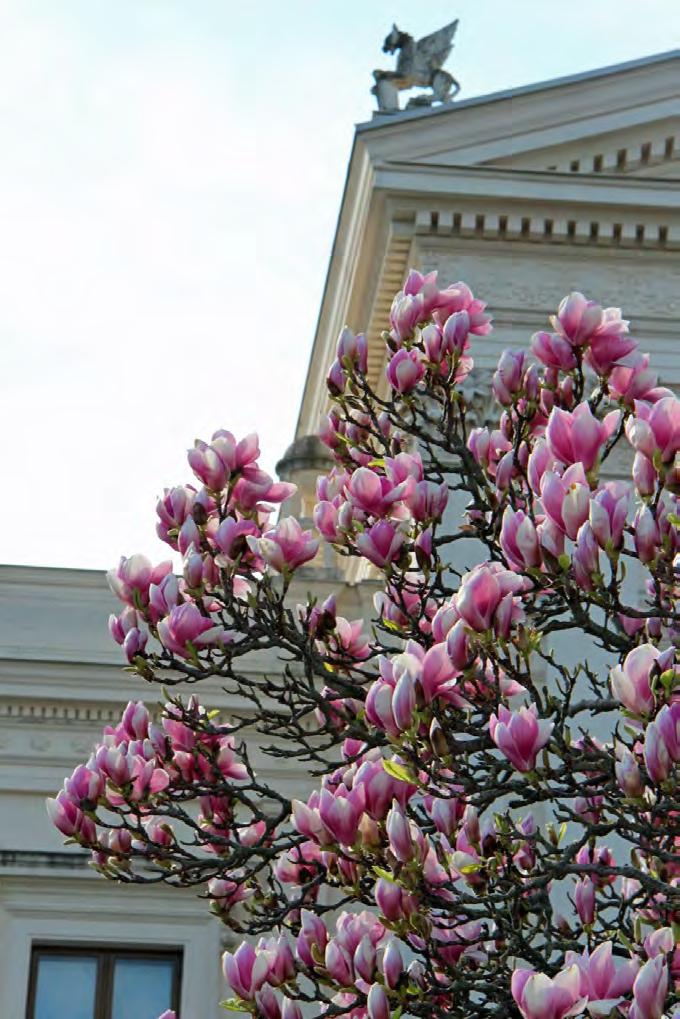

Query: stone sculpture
[[372, 20, 461, 113]]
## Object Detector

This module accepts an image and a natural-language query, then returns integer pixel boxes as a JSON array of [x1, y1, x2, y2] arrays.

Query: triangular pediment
[[358, 50, 680, 178]]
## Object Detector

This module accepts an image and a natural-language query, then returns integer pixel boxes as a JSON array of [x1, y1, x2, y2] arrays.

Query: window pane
[[111, 957, 175, 1019], [33, 955, 97, 1019]]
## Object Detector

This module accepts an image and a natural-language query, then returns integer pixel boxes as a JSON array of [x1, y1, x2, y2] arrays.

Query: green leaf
[[373, 866, 396, 882], [219, 998, 248, 1013], [382, 758, 416, 784], [557, 553, 571, 571]]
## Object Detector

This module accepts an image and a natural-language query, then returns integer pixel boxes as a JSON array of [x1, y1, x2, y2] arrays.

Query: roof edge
[[356, 48, 680, 133]]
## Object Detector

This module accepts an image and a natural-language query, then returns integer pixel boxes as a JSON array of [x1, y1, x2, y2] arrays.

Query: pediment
[[359, 50, 680, 179]]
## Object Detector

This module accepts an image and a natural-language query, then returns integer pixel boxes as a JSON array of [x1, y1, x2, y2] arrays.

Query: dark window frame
[[26, 942, 182, 1019]]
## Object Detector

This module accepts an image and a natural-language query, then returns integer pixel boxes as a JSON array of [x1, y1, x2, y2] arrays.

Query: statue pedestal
[[372, 77, 400, 114]]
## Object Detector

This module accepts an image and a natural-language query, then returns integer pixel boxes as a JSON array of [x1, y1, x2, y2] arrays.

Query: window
[[26, 945, 181, 1019]]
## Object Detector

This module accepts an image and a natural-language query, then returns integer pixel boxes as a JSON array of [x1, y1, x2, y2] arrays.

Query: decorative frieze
[[543, 133, 677, 175], [413, 207, 679, 248]]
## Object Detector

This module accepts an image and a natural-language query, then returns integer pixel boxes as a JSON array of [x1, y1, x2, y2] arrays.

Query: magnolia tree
[[49, 271, 680, 1019]]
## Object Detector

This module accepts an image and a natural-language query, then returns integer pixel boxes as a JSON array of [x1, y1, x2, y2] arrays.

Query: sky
[[1, 0, 678, 570]]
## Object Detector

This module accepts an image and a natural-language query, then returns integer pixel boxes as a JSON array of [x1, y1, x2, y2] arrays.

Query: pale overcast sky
[[1, 0, 678, 569]]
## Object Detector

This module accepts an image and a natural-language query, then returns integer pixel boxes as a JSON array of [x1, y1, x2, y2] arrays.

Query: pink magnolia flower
[[386, 349, 425, 393], [208, 875, 252, 913], [281, 999, 303, 1019], [222, 941, 272, 1002], [46, 791, 96, 842], [629, 956, 668, 1019], [275, 840, 323, 886], [632, 451, 657, 496], [644, 928, 675, 960], [511, 965, 586, 1019], [334, 910, 387, 960], [324, 938, 354, 987], [365, 664, 416, 738], [314, 500, 340, 541], [434, 283, 492, 335], [346, 467, 412, 517], [108, 606, 148, 663], [422, 322, 447, 363], [318, 786, 366, 846], [467, 426, 492, 468], [337, 326, 368, 372], [323, 616, 372, 663], [440, 309, 471, 355], [188, 429, 260, 491], [489, 704, 553, 772], [455, 563, 528, 636], [615, 744, 645, 796], [500, 508, 542, 570], [626, 396, 680, 464], [586, 327, 637, 376], [107, 554, 173, 608], [296, 908, 329, 968], [374, 878, 417, 922], [389, 292, 426, 343], [540, 464, 591, 539], [382, 941, 403, 990], [64, 764, 105, 805], [148, 573, 181, 622], [156, 485, 196, 547], [566, 942, 638, 1015], [231, 467, 296, 510], [527, 438, 555, 495], [353, 757, 415, 821], [572, 522, 602, 591], [552, 292, 629, 353], [644, 702, 680, 783], [385, 801, 418, 863], [211, 517, 261, 564], [588, 482, 629, 550], [546, 403, 620, 472], [367, 984, 390, 1019], [531, 330, 577, 371], [157, 602, 231, 659], [116, 701, 149, 741], [256, 935, 295, 987], [356, 521, 406, 568], [609, 352, 672, 405], [553, 292, 605, 344], [633, 505, 662, 564], [492, 349, 526, 405], [249, 517, 319, 574], [403, 268, 440, 314], [610, 644, 661, 716], [405, 479, 449, 522]]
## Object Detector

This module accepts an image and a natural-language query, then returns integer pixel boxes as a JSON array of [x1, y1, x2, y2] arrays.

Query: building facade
[[1, 51, 678, 1018]]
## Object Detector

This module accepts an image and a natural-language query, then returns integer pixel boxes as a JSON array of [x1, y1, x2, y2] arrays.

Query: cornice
[[375, 162, 680, 211], [0, 563, 108, 587], [357, 50, 680, 135], [358, 59, 680, 175]]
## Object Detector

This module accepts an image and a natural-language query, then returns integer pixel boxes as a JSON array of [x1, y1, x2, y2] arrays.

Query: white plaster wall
[[0, 875, 225, 1018]]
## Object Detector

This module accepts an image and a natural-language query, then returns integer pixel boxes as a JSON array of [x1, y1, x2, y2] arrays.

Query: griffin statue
[[372, 20, 460, 114]]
